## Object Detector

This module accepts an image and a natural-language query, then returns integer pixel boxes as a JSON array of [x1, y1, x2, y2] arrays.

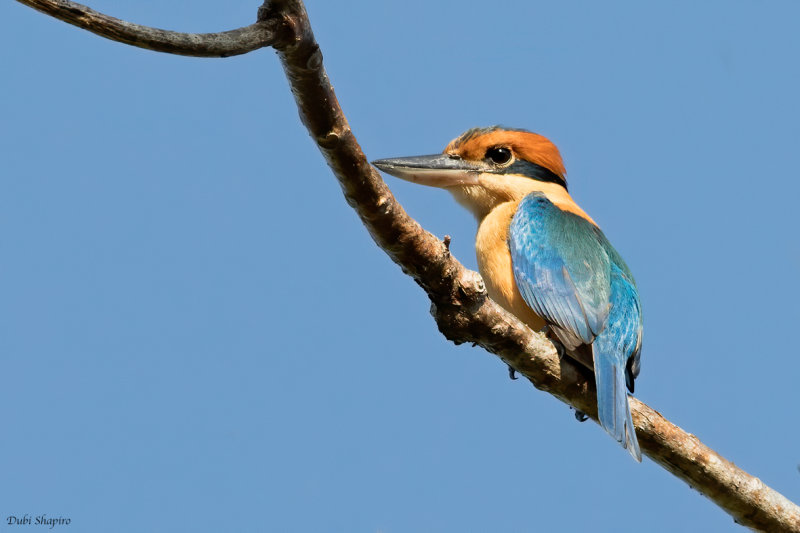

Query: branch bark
[[14, 0, 800, 530], [14, 0, 282, 57]]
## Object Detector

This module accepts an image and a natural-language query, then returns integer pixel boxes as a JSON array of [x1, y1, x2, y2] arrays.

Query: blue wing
[[509, 192, 642, 460], [593, 264, 642, 460]]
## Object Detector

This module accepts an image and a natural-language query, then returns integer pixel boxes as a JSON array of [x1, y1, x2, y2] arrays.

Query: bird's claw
[[508, 365, 518, 380], [552, 340, 565, 359], [574, 409, 589, 422]]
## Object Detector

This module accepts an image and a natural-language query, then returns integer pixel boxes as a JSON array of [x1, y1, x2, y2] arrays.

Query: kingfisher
[[372, 126, 642, 461]]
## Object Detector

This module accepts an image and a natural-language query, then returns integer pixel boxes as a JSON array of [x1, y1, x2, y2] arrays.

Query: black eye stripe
[[491, 160, 568, 191]]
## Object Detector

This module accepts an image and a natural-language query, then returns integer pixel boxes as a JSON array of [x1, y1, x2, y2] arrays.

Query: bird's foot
[[508, 365, 518, 380], [573, 409, 589, 422], [551, 339, 566, 359], [539, 325, 566, 358]]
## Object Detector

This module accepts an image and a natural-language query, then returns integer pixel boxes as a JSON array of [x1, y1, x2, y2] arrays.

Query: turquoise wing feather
[[509, 192, 642, 461]]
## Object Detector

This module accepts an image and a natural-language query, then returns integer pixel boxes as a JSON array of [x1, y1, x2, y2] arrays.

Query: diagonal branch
[[259, 2, 800, 531], [14, 0, 283, 57], [13, 0, 800, 530]]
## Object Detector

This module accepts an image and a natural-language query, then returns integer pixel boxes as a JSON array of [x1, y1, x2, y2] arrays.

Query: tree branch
[[14, 0, 800, 530], [14, 0, 282, 57], [258, 2, 800, 531]]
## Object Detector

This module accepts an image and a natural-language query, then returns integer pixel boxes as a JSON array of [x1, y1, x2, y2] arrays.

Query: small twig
[[14, 0, 282, 57]]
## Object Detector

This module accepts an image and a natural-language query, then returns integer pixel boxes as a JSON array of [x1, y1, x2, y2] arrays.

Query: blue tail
[[593, 341, 641, 462]]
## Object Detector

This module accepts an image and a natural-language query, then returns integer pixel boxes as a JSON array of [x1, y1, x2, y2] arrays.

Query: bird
[[372, 126, 642, 461]]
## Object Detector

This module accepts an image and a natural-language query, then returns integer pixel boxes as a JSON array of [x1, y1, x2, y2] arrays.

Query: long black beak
[[372, 153, 482, 188]]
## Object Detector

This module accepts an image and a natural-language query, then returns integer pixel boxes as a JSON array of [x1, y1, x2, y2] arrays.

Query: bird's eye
[[486, 147, 512, 166]]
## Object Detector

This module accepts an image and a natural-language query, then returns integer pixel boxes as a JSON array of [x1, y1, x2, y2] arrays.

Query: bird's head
[[373, 126, 567, 219]]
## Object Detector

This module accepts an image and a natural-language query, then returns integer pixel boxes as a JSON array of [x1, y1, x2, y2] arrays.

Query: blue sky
[[2, 1, 799, 531]]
